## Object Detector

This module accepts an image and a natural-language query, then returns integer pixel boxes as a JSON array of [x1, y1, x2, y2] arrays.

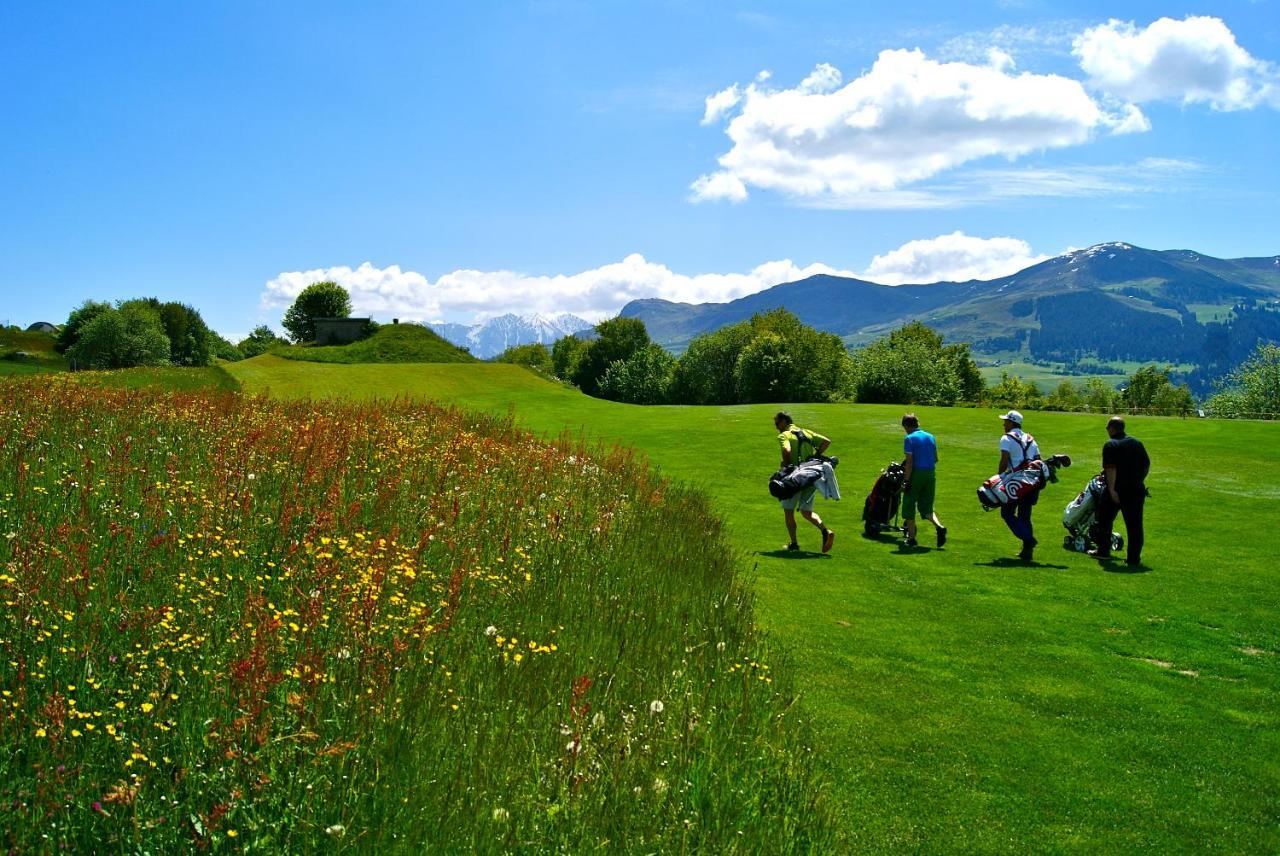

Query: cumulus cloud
[[691, 49, 1143, 203], [1074, 16, 1279, 110], [861, 232, 1051, 285], [261, 256, 863, 324], [701, 84, 742, 125], [262, 235, 1059, 326]]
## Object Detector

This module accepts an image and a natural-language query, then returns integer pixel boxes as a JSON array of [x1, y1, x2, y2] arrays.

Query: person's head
[[999, 410, 1024, 432], [774, 411, 793, 431], [1106, 415, 1126, 438], [901, 412, 919, 433]]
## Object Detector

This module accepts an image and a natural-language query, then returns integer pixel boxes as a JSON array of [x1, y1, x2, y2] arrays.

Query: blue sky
[[2, 1, 1277, 337]]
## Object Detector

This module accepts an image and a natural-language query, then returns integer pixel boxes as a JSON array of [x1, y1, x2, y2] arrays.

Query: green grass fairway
[[228, 356, 1280, 851]]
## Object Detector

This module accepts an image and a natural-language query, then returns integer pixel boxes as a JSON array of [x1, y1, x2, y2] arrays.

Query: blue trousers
[[1001, 498, 1035, 543]]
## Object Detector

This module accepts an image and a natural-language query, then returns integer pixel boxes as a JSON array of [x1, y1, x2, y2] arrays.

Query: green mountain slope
[[622, 244, 1280, 386]]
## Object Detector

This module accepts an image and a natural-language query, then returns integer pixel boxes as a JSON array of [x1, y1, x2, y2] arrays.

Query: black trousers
[[1094, 490, 1145, 564]]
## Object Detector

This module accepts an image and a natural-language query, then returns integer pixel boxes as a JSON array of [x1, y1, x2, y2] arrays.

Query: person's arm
[[1104, 465, 1120, 503], [998, 450, 1011, 474], [1102, 441, 1120, 502], [903, 451, 914, 488], [780, 436, 793, 468], [815, 435, 830, 456]]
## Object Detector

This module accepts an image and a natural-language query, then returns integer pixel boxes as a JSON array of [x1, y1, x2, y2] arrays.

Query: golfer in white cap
[[997, 410, 1041, 561]]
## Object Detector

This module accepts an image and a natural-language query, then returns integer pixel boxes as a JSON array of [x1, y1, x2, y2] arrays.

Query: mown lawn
[[227, 356, 1280, 852]]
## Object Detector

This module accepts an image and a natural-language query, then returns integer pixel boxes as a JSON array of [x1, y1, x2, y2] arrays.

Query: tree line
[[52, 281, 356, 369], [498, 313, 1258, 417]]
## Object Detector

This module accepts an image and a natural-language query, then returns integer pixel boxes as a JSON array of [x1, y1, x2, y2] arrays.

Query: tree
[[1044, 380, 1084, 412], [1121, 366, 1196, 415], [572, 317, 651, 396], [670, 309, 852, 405], [1208, 342, 1280, 419], [598, 344, 675, 404], [495, 342, 554, 375], [1081, 378, 1118, 413], [669, 323, 755, 405], [208, 331, 243, 362], [551, 335, 589, 382], [237, 325, 287, 358], [154, 301, 214, 366], [282, 281, 352, 343], [66, 302, 170, 369], [56, 300, 112, 355], [733, 332, 793, 403], [983, 372, 1043, 411], [850, 322, 966, 406]]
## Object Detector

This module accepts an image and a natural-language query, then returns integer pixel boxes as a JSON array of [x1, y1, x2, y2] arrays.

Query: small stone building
[[313, 317, 370, 346]]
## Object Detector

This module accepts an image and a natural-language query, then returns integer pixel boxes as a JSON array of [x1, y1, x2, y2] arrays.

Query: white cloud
[[862, 232, 1051, 284], [261, 235, 1064, 326], [701, 84, 742, 125], [691, 49, 1143, 203], [261, 256, 864, 324], [688, 170, 748, 202], [1074, 16, 1279, 110]]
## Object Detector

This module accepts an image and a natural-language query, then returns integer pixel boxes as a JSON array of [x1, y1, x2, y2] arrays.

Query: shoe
[[904, 538, 918, 548], [936, 527, 947, 549], [1018, 541, 1035, 561], [1126, 559, 1142, 567], [822, 529, 836, 554], [1087, 549, 1112, 560], [785, 542, 800, 552]]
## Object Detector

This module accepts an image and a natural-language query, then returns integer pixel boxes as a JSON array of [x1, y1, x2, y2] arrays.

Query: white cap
[[999, 410, 1023, 425]]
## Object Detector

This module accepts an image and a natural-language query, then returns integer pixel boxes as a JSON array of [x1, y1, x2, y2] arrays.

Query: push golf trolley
[[1061, 472, 1125, 554], [862, 461, 906, 537]]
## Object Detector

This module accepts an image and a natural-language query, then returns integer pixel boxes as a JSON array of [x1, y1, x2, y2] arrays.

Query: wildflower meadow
[[0, 376, 832, 851]]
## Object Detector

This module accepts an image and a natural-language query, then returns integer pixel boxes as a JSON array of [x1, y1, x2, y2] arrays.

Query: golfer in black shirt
[[1088, 416, 1151, 566]]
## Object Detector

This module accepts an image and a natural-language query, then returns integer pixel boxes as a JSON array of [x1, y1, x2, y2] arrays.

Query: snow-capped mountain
[[430, 313, 593, 359]]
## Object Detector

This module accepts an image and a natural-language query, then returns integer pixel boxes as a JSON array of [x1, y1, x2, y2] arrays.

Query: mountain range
[[620, 243, 1280, 388], [431, 313, 593, 359]]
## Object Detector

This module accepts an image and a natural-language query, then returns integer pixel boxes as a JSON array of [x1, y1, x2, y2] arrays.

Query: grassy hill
[[0, 328, 66, 376], [274, 322, 476, 364], [224, 355, 1280, 851]]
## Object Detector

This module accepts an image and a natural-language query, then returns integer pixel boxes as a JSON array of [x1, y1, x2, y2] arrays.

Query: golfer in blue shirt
[[901, 413, 947, 548]]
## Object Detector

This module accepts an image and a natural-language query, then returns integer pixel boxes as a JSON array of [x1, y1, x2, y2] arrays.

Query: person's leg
[[1020, 500, 1035, 544], [783, 508, 798, 547], [800, 488, 834, 552], [1122, 494, 1144, 564], [1091, 494, 1119, 556], [901, 484, 918, 543], [1000, 502, 1023, 539]]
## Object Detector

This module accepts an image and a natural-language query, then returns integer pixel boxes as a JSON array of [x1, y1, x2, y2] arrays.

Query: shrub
[[598, 344, 675, 404], [237, 325, 288, 358], [495, 343, 554, 375], [1207, 342, 1280, 419], [65, 302, 170, 369]]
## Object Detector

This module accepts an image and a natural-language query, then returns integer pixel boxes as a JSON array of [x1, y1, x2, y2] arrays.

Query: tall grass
[[0, 376, 831, 851]]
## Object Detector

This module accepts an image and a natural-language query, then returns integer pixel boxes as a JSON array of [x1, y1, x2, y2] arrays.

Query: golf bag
[[1061, 473, 1124, 553], [862, 461, 906, 536], [768, 455, 839, 501], [976, 454, 1072, 510]]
